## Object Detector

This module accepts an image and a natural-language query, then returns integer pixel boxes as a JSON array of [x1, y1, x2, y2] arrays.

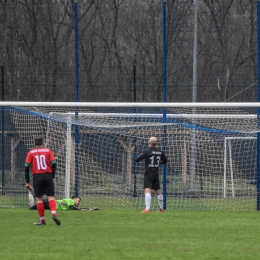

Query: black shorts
[[143, 172, 160, 190], [33, 173, 55, 197]]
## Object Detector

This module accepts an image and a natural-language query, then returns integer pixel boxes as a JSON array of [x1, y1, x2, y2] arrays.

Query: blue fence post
[[133, 62, 137, 197], [162, 1, 167, 210], [257, 1, 260, 210], [74, 2, 79, 197], [1, 65, 5, 193]]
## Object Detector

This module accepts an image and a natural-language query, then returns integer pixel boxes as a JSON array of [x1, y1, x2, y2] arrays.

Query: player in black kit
[[134, 137, 167, 213]]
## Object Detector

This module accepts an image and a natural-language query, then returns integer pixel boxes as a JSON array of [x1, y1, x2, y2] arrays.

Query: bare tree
[[0, 0, 257, 102], [200, 0, 255, 101]]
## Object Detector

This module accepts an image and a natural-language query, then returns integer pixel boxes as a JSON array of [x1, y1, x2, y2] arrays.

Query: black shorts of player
[[143, 172, 160, 190], [33, 173, 55, 197]]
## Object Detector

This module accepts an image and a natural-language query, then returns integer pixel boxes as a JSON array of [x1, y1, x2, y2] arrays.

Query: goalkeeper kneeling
[[27, 186, 99, 211]]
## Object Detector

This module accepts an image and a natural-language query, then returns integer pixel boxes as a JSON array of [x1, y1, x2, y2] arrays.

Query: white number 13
[[35, 155, 47, 170], [149, 156, 160, 167]]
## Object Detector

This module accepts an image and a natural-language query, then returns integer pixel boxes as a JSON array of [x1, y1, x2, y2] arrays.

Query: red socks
[[48, 199, 57, 217], [37, 202, 45, 222], [37, 200, 57, 221]]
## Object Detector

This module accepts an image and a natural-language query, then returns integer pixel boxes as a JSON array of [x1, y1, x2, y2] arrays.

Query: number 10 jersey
[[25, 148, 55, 175]]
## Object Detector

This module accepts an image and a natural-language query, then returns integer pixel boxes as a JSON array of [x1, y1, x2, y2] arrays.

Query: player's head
[[72, 196, 81, 206], [34, 137, 44, 147], [148, 137, 157, 147]]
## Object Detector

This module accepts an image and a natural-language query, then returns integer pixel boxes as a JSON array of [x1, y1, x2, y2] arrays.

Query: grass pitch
[[1, 208, 260, 260]]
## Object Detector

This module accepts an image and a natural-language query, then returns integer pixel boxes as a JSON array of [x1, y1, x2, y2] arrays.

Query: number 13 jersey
[[134, 147, 167, 174]]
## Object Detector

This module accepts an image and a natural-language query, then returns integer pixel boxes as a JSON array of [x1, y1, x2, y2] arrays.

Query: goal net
[[0, 102, 258, 211]]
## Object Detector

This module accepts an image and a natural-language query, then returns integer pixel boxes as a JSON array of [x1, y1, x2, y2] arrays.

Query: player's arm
[[79, 207, 99, 211], [51, 160, 56, 178], [68, 203, 90, 210], [68, 205, 93, 210], [160, 153, 167, 165], [24, 152, 32, 185], [24, 163, 31, 184], [134, 151, 147, 162], [49, 150, 56, 178], [69, 205, 81, 210]]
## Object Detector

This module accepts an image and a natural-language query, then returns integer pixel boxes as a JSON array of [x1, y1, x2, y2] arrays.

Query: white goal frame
[[1, 101, 260, 108], [223, 137, 256, 198], [36, 105, 258, 199], [1, 101, 260, 204]]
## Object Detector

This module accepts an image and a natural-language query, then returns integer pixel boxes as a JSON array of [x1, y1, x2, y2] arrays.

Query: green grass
[[1, 209, 260, 260], [1, 194, 257, 212]]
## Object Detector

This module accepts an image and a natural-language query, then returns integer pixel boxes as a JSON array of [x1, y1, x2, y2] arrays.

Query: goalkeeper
[[27, 187, 99, 210]]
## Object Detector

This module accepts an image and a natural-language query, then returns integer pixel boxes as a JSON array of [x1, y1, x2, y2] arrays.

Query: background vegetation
[[0, 0, 257, 102]]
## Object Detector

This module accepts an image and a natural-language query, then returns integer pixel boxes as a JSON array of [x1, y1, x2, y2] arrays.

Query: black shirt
[[134, 147, 167, 173]]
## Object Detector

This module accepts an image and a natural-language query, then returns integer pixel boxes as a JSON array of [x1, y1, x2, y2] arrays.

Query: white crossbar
[[1, 102, 260, 108]]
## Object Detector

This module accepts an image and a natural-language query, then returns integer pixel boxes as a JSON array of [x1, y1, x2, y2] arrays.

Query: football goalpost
[[223, 136, 257, 199], [0, 102, 259, 211]]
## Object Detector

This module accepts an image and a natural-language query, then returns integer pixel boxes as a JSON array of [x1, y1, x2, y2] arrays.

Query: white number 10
[[35, 155, 47, 170]]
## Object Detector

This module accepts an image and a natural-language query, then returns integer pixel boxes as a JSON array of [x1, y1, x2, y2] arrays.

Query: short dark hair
[[34, 137, 44, 146], [72, 196, 81, 201]]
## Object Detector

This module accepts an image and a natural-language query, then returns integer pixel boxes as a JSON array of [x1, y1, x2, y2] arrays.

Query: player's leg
[[33, 175, 46, 225], [47, 196, 61, 225], [35, 196, 46, 225], [143, 188, 152, 213], [43, 199, 50, 209], [47, 196, 57, 216], [143, 175, 152, 213], [45, 174, 61, 225], [155, 189, 164, 212], [154, 175, 164, 212]]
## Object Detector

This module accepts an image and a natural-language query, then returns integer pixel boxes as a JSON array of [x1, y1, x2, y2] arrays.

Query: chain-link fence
[[0, 103, 258, 211]]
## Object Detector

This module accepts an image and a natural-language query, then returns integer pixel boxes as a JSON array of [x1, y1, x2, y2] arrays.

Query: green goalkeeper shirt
[[56, 198, 75, 210]]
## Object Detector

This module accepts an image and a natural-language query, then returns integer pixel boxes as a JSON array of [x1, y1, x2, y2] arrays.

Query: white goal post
[[0, 102, 259, 211], [224, 137, 257, 199], [1, 101, 260, 108], [57, 112, 258, 199]]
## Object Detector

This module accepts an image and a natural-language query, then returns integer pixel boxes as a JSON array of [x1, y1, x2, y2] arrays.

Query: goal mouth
[[0, 102, 259, 211]]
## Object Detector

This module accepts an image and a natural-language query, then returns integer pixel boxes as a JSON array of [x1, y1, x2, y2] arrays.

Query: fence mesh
[[0, 104, 258, 211]]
